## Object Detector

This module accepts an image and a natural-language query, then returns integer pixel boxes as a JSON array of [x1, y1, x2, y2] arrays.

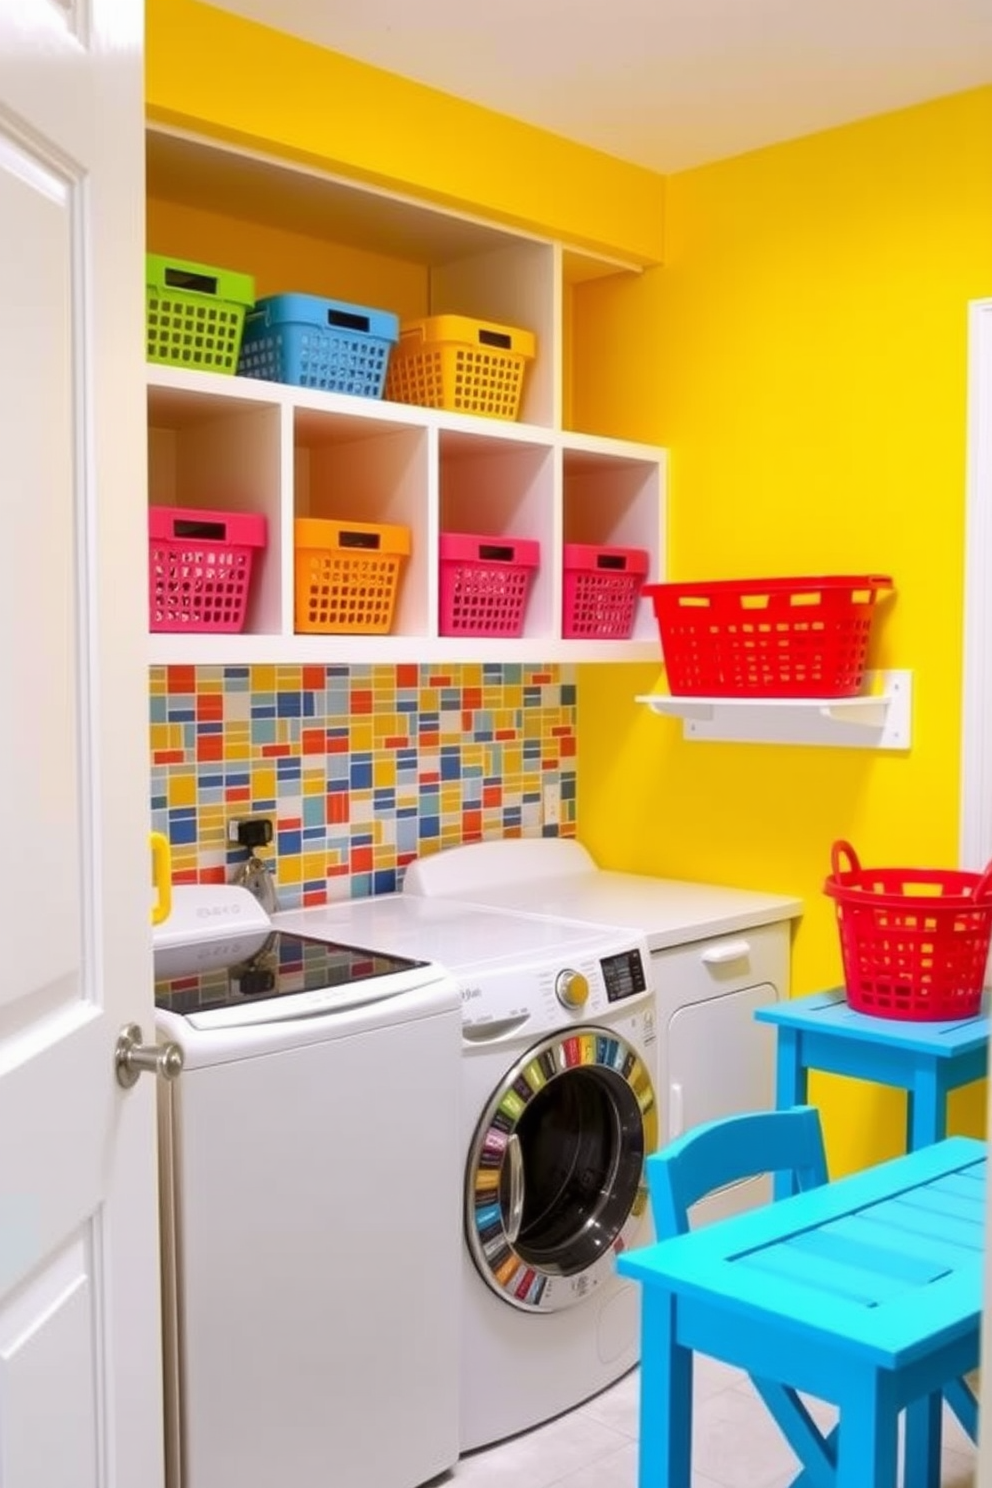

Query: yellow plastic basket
[[294, 518, 410, 634], [384, 314, 536, 421]]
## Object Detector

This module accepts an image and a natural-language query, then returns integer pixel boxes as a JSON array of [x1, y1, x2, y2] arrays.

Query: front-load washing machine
[[405, 837, 802, 1225], [275, 893, 659, 1451]]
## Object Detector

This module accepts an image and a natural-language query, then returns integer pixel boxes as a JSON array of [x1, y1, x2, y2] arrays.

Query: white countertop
[[409, 870, 801, 951], [400, 839, 802, 951]]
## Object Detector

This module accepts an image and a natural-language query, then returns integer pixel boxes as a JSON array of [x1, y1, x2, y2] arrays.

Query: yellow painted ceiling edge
[[145, 0, 665, 267]]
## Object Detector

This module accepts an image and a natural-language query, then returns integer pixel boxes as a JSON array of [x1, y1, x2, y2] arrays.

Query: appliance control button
[[555, 969, 589, 1009]]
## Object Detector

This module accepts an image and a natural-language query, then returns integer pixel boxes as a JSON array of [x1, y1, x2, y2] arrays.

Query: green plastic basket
[[146, 254, 255, 374]]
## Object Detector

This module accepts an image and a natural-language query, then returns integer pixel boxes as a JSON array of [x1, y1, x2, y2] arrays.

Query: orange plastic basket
[[645, 574, 893, 698], [824, 840, 992, 1021], [294, 518, 410, 635]]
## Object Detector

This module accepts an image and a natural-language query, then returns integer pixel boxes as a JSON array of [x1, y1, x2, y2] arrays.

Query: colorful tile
[[148, 663, 577, 911]]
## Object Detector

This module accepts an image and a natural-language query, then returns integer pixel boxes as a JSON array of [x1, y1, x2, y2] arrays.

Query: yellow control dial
[[555, 969, 589, 1009]]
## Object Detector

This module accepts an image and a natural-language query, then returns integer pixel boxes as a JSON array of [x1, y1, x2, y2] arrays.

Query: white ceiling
[[208, 0, 992, 173]]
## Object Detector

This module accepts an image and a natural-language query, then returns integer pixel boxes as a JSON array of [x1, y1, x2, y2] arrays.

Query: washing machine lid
[[154, 928, 431, 1027]]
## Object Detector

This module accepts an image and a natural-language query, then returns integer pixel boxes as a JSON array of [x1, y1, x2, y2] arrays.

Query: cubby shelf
[[637, 670, 913, 749], [145, 128, 667, 665]]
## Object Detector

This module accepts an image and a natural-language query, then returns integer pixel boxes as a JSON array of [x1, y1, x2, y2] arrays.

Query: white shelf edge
[[636, 670, 913, 750], [146, 363, 557, 447], [144, 365, 676, 459], [148, 634, 662, 667]]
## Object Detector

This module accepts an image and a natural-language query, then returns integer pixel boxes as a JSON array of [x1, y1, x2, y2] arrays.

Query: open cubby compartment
[[438, 426, 556, 640], [146, 128, 557, 429], [147, 376, 283, 635], [292, 403, 430, 637], [561, 249, 656, 441], [562, 439, 666, 645]]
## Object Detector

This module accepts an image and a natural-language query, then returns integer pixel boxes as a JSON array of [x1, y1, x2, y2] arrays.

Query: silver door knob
[[115, 1023, 183, 1089]]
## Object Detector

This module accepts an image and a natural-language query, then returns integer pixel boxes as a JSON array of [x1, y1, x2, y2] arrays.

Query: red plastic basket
[[149, 506, 267, 633], [439, 532, 539, 637], [824, 840, 992, 1021], [645, 574, 893, 698], [563, 544, 649, 639]]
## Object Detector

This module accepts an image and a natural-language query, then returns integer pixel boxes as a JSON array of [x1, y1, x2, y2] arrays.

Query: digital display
[[154, 931, 426, 1016], [600, 948, 648, 1003]]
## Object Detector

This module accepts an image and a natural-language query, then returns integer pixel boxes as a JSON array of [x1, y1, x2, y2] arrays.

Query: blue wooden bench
[[618, 1136, 984, 1488]]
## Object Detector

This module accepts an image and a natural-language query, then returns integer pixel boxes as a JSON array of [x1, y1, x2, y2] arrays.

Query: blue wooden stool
[[756, 988, 988, 1191]]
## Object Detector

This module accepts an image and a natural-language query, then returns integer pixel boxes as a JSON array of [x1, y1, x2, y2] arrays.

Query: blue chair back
[[647, 1106, 828, 1239]]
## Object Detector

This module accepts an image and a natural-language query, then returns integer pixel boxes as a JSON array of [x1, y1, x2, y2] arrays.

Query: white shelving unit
[[637, 669, 913, 750], [145, 127, 667, 665]]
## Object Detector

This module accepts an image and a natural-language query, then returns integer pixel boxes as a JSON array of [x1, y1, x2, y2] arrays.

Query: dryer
[[275, 894, 658, 1451], [405, 838, 802, 1224], [153, 887, 462, 1488]]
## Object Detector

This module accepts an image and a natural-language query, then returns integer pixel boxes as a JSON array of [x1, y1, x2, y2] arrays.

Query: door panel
[[0, 1236, 98, 1486], [667, 983, 778, 1138], [0, 1, 161, 1482], [0, 126, 82, 1005], [666, 983, 779, 1226]]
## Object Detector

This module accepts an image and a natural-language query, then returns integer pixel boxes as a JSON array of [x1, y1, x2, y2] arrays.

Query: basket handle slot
[[596, 554, 627, 571], [172, 517, 228, 540], [339, 529, 382, 550], [328, 308, 371, 333], [479, 544, 516, 562], [164, 267, 219, 296], [830, 839, 861, 878], [478, 329, 512, 350]]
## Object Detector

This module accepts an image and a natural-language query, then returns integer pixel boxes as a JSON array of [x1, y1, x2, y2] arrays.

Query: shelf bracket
[[636, 670, 913, 750]]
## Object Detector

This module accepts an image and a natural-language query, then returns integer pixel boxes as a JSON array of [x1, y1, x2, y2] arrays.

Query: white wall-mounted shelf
[[637, 670, 912, 750], [144, 127, 669, 666], [146, 366, 666, 665]]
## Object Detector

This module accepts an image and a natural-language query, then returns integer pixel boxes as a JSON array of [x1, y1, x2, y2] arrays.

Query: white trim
[[959, 298, 992, 870]]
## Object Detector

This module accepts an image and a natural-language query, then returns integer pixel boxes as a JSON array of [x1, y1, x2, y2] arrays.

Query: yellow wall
[[146, 198, 431, 320], [145, 0, 665, 266], [578, 86, 992, 1173]]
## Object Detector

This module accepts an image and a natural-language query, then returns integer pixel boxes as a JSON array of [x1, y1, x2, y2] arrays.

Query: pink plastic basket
[[440, 532, 539, 637], [563, 544, 649, 639], [149, 506, 267, 633]]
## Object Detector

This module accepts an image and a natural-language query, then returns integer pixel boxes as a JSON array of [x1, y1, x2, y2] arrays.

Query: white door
[[0, 2, 163, 1485]]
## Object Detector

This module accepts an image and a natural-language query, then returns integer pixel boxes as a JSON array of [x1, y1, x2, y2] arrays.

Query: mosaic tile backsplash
[[149, 662, 577, 911]]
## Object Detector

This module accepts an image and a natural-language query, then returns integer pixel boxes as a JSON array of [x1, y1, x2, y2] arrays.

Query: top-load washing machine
[[405, 837, 803, 1223], [153, 886, 462, 1488], [275, 893, 658, 1451]]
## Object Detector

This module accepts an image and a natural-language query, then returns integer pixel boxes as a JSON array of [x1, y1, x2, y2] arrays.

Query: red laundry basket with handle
[[824, 840, 992, 1021]]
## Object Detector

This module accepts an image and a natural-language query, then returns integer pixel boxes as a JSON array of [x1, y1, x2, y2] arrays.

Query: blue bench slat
[[859, 1197, 984, 1251], [735, 1240, 916, 1306], [786, 1225, 948, 1286], [822, 1213, 973, 1272]]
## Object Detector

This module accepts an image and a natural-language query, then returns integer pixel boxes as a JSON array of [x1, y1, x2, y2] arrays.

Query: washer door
[[466, 1027, 658, 1312]]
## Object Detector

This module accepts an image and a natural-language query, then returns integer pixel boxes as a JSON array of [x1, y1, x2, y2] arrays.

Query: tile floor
[[440, 1358, 978, 1488]]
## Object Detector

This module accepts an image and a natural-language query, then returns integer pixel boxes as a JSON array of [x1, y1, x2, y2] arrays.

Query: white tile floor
[[439, 1359, 978, 1488]]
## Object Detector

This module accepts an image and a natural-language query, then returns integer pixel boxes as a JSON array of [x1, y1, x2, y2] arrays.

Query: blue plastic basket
[[237, 293, 399, 396]]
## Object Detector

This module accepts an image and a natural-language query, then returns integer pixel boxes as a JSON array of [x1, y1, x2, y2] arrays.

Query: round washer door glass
[[466, 1026, 658, 1312]]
